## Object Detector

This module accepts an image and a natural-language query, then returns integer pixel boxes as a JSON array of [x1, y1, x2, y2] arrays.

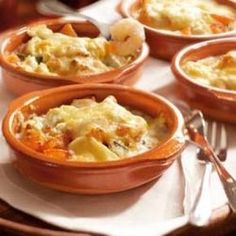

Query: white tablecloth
[[0, 1, 235, 235]]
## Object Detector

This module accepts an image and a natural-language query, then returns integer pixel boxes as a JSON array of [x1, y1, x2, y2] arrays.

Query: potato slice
[[69, 136, 119, 162]]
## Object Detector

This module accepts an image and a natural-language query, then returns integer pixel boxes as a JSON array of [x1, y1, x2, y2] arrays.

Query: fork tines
[[198, 121, 227, 162]]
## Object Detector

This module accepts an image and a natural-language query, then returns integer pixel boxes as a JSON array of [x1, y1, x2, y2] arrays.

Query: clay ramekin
[[172, 38, 236, 123], [2, 84, 185, 194], [0, 18, 149, 96], [120, 0, 236, 61], [217, 0, 236, 8]]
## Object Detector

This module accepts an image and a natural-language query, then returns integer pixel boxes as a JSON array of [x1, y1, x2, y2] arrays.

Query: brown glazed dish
[[217, 0, 236, 8], [2, 84, 185, 194], [120, 0, 236, 61], [0, 18, 149, 96], [172, 37, 236, 123]]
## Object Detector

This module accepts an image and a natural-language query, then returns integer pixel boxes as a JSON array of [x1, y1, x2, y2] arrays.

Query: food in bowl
[[171, 38, 236, 123], [0, 19, 149, 95], [182, 50, 236, 90], [6, 18, 145, 76], [3, 84, 185, 193], [134, 0, 236, 35], [16, 95, 169, 162]]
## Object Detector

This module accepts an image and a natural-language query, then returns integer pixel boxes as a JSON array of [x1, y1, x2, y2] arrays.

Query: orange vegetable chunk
[[43, 148, 69, 160], [59, 23, 77, 37], [211, 14, 234, 25]]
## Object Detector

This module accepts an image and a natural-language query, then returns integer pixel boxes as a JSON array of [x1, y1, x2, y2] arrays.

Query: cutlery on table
[[170, 100, 234, 225], [37, 0, 111, 39], [186, 111, 236, 215], [189, 121, 227, 226]]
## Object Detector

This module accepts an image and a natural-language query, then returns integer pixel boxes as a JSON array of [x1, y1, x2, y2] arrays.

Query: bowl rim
[[0, 17, 149, 84], [171, 37, 236, 99], [2, 84, 185, 169], [120, 0, 236, 40]]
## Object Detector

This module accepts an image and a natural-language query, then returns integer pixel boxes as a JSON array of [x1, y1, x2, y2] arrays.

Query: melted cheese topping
[[135, 0, 236, 35], [18, 96, 169, 162], [7, 24, 136, 76], [182, 50, 236, 90]]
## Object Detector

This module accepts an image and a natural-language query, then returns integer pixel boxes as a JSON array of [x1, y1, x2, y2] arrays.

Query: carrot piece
[[21, 128, 45, 151], [138, 8, 153, 26], [107, 42, 116, 54], [210, 23, 225, 33], [42, 132, 71, 150], [43, 148, 69, 160], [116, 125, 130, 137], [210, 14, 234, 25], [42, 138, 60, 150], [7, 54, 21, 63], [21, 139, 42, 152], [180, 27, 191, 35], [60, 23, 77, 37]]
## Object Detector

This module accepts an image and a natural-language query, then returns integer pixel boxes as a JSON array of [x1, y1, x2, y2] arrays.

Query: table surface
[[0, 198, 236, 236], [0, 0, 236, 235]]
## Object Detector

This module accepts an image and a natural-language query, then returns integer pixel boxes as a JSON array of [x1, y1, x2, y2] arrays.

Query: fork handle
[[189, 162, 213, 226], [210, 153, 236, 213]]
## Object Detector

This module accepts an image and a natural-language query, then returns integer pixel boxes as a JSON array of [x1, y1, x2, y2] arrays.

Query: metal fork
[[197, 122, 227, 162], [189, 121, 227, 226], [170, 100, 236, 219]]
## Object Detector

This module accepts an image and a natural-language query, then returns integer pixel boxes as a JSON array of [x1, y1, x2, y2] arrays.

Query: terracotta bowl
[[2, 84, 185, 194], [120, 0, 236, 61], [171, 37, 236, 123], [217, 0, 236, 8], [0, 18, 149, 96]]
